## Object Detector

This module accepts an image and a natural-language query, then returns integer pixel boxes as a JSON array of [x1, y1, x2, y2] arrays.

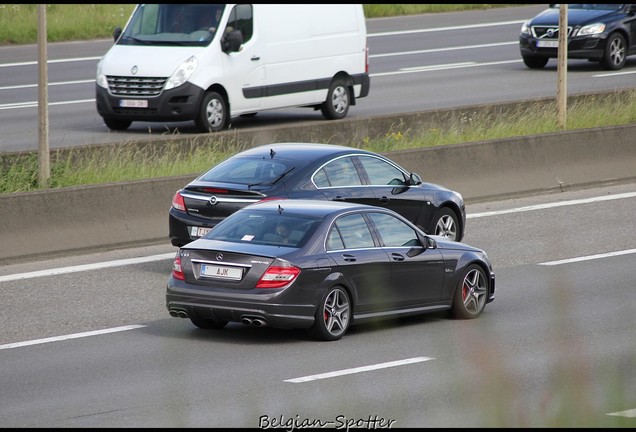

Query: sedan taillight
[[171, 191, 186, 211], [256, 263, 300, 289], [172, 255, 185, 280]]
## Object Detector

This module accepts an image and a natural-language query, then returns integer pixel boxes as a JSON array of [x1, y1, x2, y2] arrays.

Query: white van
[[95, 4, 370, 132]]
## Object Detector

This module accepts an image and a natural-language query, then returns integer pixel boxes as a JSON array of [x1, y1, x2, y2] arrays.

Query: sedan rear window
[[199, 157, 292, 185], [205, 211, 321, 248]]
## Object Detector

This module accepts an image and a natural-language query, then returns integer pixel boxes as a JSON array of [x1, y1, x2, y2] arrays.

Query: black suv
[[519, 4, 636, 70]]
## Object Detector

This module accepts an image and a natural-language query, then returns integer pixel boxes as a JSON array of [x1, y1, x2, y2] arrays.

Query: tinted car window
[[206, 211, 320, 247], [314, 156, 362, 187], [327, 213, 375, 250], [367, 212, 420, 247], [358, 155, 407, 186], [565, 4, 622, 10], [198, 157, 290, 184]]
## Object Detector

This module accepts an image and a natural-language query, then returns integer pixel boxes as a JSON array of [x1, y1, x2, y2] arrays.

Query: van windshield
[[118, 4, 226, 47]]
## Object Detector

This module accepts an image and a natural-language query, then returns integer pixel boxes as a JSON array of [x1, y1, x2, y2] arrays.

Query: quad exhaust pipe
[[241, 316, 268, 327], [170, 309, 266, 326]]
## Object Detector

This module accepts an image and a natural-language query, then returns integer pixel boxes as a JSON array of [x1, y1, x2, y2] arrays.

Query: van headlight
[[165, 56, 198, 90], [95, 58, 108, 89]]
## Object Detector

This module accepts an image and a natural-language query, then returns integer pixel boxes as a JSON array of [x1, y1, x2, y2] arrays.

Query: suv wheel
[[601, 33, 626, 70], [522, 55, 549, 69]]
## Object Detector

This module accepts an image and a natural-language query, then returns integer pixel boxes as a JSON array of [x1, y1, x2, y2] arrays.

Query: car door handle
[[333, 196, 346, 201], [391, 253, 405, 261], [378, 196, 390, 204], [342, 254, 356, 262], [251, 56, 260, 61]]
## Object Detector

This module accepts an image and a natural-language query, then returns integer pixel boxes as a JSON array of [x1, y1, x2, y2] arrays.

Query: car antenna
[[278, 204, 284, 214], [270, 149, 276, 159]]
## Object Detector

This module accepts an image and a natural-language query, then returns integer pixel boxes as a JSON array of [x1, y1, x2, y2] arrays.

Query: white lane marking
[[538, 249, 636, 266], [0, 56, 101, 68], [370, 41, 517, 58], [0, 253, 175, 283], [0, 325, 146, 350], [594, 70, 636, 77], [0, 98, 95, 110], [284, 357, 434, 383], [468, 192, 636, 219], [607, 408, 636, 418], [368, 20, 525, 37], [372, 59, 520, 77], [0, 79, 95, 90]]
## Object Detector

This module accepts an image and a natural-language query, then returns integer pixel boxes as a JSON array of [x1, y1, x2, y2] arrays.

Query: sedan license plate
[[191, 226, 213, 237], [537, 40, 559, 48], [119, 99, 148, 108], [200, 264, 242, 280]]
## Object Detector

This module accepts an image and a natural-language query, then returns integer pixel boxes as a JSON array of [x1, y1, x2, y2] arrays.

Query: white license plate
[[119, 99, 148, 108], [537, 40, 559, 48], [191, 226, 213, 237], [200, 264, 242, 280]]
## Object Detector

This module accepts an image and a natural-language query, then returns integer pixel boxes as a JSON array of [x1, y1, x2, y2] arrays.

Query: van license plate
[[119, 99, 148, 108], [537, 40, 558, 48], [200, 264, 242, 280]]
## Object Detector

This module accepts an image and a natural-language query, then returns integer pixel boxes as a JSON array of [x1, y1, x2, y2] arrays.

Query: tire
[[103, 118, 132, 130], [432, 207, 460, 241], [320, 78, 350, 120], [195, 91, 228, 132], [601, 33, 626, 71], [522, 55, 549, 69], [450, 264, 488, 319], [307, 286, 351, 341], [190, 316, 228, 329]]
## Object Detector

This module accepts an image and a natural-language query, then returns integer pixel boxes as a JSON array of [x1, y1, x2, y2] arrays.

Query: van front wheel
[[196, 91, 228, 132], [321, 78, 350, 120]]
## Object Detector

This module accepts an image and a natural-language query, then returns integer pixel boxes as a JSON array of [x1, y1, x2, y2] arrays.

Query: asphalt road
[[1, 5, 635, 427], [1, 181, 635, 427], [2, 4, 636, 152]]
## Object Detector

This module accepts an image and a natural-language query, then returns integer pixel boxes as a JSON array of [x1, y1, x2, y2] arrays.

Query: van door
[[220, 4, 263, 114]]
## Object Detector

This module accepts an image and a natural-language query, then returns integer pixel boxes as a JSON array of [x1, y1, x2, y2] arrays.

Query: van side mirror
[[222, 29, 244, 53], [113, 27, 122, 43]]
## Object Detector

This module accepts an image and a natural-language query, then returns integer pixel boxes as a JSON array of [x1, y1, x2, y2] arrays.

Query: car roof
[[235, 142, 376, 160]]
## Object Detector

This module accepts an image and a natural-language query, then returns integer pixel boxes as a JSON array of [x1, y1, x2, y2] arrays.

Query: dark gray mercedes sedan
[[166, 199, 494, 341]]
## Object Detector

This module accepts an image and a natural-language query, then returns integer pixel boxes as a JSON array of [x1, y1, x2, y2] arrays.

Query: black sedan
[[166, 199, 495, 341], [519, 4, 636, 70], [169, 142, 466, 247]]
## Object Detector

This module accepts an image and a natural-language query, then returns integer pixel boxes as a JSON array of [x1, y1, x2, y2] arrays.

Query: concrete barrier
[[1, 100, 635, 263], [387, 124, 636, 202]]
